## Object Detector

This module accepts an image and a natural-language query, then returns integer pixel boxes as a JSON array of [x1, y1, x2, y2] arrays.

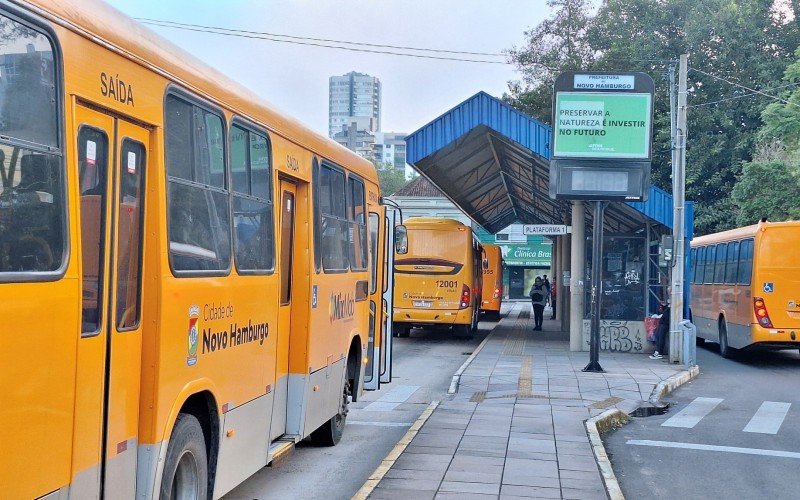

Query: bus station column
[[553, 237, 562, 321], [569, 201, 585, 351], [561, 233, 571, 332]]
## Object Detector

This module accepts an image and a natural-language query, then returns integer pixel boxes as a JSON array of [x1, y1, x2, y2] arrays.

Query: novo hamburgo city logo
[[329, 291, 355, 323], [187, 305, 200, 366]]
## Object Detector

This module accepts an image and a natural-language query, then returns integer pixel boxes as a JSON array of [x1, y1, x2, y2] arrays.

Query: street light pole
[[669, 54, 688, 363]]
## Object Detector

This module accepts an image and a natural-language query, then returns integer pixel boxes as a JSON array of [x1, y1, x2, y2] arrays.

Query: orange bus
[[690, 220, 800, 358], [0, 1, 396, 498], [480, 243, 503, 320], [393, 217, 483, 337]]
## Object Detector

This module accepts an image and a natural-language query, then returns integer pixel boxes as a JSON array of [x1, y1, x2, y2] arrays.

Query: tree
[[731, 159, 800, 225], [505, 0, 800, 234], [373, 160, 409, 195]]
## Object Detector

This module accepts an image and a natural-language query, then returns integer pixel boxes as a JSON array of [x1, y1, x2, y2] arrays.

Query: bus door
[[381, 208, 399, 384], [271, 179, 297, 439], [364, 206, 390, 390], [74, 104, 148, 497]]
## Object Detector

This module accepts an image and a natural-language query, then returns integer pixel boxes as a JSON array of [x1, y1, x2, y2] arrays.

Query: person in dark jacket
[[650, 303, 670, 359], [529, 277, 547, 330]]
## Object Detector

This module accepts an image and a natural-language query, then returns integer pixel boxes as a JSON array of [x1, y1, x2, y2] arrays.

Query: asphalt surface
[[604, 342, 800, 499], [224, 316, 496, 499]]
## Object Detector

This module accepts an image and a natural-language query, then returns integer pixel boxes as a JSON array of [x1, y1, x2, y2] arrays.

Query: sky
[[103, 0, 548, 136]]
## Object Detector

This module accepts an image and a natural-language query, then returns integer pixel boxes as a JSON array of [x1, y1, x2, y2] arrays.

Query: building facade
[[328, 71, 381, 138], [373, 132, 407, 170]]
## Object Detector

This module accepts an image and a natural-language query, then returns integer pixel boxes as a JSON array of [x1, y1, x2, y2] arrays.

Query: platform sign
[[522, 224, 568, 236], [549, 72, 654, 201]]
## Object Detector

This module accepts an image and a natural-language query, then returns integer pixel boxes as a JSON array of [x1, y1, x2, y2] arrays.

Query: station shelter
[[404, 92, 693, 354]]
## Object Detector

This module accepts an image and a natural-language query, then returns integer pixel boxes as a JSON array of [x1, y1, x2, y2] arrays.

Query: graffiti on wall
[[581, 320, 650, 353]]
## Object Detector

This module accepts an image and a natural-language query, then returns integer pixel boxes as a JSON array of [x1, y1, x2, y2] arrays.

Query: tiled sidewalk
[[368, 303, 682, 500]]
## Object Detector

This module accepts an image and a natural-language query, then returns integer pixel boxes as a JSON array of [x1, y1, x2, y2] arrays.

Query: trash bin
[[679, 320, 697, 368]]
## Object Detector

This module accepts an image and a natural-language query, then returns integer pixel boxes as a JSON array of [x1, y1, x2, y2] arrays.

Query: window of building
[[317, 163, 349, 271], [230, 123, 274, 273], [0, 13, 65, 278], [165, 94, 231, 274]]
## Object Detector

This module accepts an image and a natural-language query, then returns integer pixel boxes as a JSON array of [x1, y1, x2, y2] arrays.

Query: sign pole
[[584, 200, 606, 372], [669, 54, 689, 363]]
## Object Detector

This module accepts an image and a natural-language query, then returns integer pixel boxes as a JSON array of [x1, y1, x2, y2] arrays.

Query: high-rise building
[[328, 71, 381, 138], [373, 132, 407, 170]]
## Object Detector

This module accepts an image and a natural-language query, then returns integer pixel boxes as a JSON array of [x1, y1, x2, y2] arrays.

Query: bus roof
[[26, 0, 377, 184], [691, 220, 800, 246], [405, 217, 470, 229]]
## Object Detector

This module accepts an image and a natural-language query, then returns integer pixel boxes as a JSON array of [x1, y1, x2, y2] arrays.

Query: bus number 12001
[[436, 280, 457, 288]]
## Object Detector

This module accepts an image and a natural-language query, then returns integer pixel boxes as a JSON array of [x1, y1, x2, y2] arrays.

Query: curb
[[585, 364, 701, 500], [352, 400, 440, 500], [448, 332, 493, 394]]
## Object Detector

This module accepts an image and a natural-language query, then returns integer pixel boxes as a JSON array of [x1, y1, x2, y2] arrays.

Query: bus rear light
[[754, 297, 774, 328], [460, 284, 471, 309], [493, 287, 501, 299]]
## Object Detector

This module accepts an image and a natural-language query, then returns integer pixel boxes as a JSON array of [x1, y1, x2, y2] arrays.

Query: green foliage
[[373, 160, 409, 195], [731, 160, 800, 225], [505, 0, 800, 235]]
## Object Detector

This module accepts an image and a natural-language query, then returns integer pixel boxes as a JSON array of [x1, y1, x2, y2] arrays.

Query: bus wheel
[[470, 308, 479, 334], [397, 325, 410, 338], [455, 323, 473, 339], [719, 321, 734, 359], [311, 380, 350, 446], [160, 414, 208, 500]]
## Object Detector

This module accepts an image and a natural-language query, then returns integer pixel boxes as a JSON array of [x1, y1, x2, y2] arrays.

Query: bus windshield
[[406, 228, 469, 267]]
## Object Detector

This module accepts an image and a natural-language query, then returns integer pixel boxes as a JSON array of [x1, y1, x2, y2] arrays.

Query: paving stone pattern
[[369, 303, 681, 500]]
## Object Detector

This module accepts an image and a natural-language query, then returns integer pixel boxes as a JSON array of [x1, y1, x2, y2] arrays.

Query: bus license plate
[[413, 300, 432, 308]]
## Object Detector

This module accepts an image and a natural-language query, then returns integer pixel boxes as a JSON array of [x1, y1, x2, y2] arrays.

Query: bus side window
[[738, 239, 754, 285], [317, 163, 348, 272], [165, 94, 231, 274], [725, 241, 739, 284], [713, 243, 726, 284], [348, 177, 367, 271], [230, 123, 274, 273], [704, 245, 715, 284]]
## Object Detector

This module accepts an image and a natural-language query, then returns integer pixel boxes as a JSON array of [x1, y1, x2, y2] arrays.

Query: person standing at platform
[[529, 276, 547, 330]]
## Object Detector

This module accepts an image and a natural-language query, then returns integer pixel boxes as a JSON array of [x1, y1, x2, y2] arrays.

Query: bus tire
[[454, 323, 473, 339], [311, 380, 350, 446], [160, 414, 208, 500], [396, 325, 410, 338], [719, 321, 734, 359]]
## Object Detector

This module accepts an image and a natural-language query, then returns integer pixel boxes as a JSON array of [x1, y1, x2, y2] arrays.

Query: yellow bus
[[690, 220, 800, 358], [0, 1, 397, 498], [480, 243, 503, 320], [393, 217, 483, 337]]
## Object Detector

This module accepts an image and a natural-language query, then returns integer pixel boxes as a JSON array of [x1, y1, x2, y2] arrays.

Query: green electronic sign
[[549, 72, 655, 201], [553, 93, 652, 159]]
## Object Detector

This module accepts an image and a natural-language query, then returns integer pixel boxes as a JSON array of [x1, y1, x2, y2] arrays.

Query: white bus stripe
[[364, 385, 421, 411], [661, 397, 723, 428], [627, 439, 800, 459], [743, 402, 791, 434]]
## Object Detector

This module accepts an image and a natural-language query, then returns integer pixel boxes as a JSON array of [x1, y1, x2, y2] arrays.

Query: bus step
[[268, 437, 296, 466]]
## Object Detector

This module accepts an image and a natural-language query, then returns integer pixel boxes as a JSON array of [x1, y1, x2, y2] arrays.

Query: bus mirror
[[483, 258, 489, 269], [395, 225, 408, 255]]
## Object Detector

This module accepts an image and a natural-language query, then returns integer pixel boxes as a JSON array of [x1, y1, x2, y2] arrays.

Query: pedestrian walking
[[542, 275, 551, 306], [650, 303, 670, 359], [550, 281, 557, 320], [529, 276, 547, 330]]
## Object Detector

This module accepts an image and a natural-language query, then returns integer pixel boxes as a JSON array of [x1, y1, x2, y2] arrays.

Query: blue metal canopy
[[405, 91, 693, 238]]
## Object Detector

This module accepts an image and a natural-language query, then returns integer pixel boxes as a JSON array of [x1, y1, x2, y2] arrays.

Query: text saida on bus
[[0, 0, 400, 497], [480, 243, 503, 320], [392, 217, 485, 337], [690, 220, 800, 357]]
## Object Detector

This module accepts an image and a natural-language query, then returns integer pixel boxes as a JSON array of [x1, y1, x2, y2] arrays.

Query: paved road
[[604, 343, 800, 499], [224, 316, 496, 499]]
